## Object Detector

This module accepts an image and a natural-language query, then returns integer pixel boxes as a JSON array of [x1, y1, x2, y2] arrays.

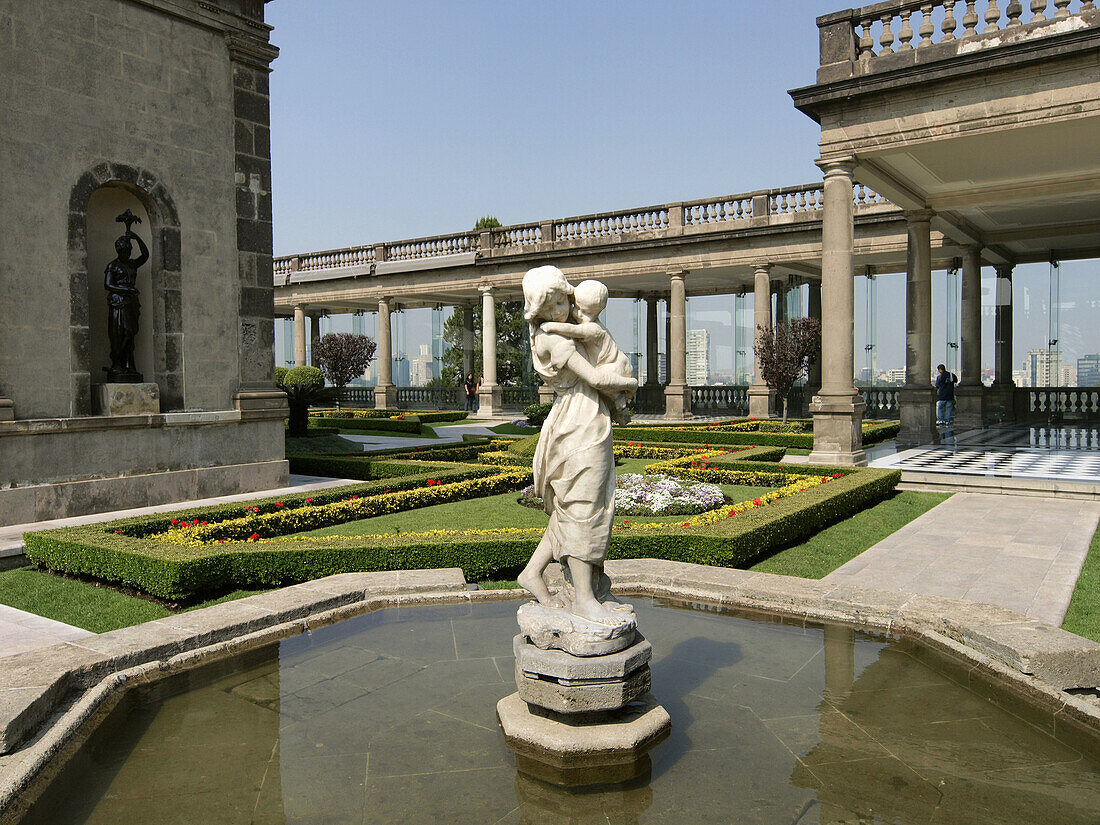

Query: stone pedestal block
[[538, 385, 555, 405], [476, 384, 503, 418], [985, 384, 1016, 424], [747, 385, 776, 418], [95, 383, 160, 416], [0, 398, 12, 422], [516, 664, 651, 715], [808, 392, 866, 466], [497, 692, 671, 769], [954, 385, 985, 429], [898, 386, 938, 448], [662, 384, 693, 420], [514, 634, 651, 683], [374, 384, 398, 410]]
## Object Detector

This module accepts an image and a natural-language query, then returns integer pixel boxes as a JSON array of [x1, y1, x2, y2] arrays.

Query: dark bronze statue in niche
[[104, 209, 149, 383]]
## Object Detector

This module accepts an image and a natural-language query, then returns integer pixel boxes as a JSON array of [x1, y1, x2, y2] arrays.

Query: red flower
[[752, 498, 763, 506], [248, 533, 260, 540], [275, 502, 284, 508], [114, 529, 123, 534], [171, 519, 179, 525], [821, 477, 828, 482], [682, 522, 690, 527], [201, 521, 208, 525], [306, 498, 314, 504], [832, 473, 842, 478]]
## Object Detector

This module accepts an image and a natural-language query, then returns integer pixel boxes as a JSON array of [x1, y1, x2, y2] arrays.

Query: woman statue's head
[[523, 265, 573, 326]]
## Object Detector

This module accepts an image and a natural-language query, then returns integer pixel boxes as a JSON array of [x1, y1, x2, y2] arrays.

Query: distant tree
[[314, 333, 376, 401], [277, 366, 326, 437], [754, 318, 821, 423], [438, 215, 535, 387]]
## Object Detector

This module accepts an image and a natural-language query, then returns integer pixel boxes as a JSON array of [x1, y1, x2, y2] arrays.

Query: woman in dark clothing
[[464, 372, 480, 411]]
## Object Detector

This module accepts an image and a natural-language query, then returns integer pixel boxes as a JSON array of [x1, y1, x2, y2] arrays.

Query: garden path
[[0, 605, 93, 659], [824, 492, 1100, 625]]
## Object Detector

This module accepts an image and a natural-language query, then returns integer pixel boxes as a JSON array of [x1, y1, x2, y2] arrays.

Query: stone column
[[956, 246, 985, 428], [477, 285, 503, 417], [646, 296, 659, 386], [308, 312, 322, 368], [293, 305, 307, 367], [986, 264, 1016, 422], [804, 281, 823, 413], [899, 209, 937, 448], [374, 297, 397, 409], [663, 270, 692, 419], [747, 264, 777, 418], [809, 158, 866, 465]]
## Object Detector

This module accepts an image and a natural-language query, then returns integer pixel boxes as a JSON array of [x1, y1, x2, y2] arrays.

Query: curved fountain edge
[[1, 560, 1099, 820]]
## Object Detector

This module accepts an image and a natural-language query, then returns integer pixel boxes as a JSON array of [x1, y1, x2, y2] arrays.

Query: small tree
[[313, 332, 377, 405], [278, 366, 326, 437], [754, 318, 821, 423]]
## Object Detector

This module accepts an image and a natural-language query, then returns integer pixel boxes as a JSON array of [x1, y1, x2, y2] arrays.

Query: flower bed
[[520, 473, 726, 516], [613, 420, 899, 449], [25, 436, 900, 601]]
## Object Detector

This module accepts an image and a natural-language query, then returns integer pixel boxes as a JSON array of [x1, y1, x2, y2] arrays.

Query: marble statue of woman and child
[[515, 265, 641, 654]]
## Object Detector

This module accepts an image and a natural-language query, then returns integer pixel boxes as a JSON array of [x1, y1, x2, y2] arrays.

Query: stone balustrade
[[817, 0, 1098, 81], [274, 181, 889, 282], [1017, 386, 1100, 422]]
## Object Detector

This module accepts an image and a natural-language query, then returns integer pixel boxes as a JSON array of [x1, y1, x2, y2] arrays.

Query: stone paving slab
[[0, 607, 93, 659], [824, 492, 1100, 626]]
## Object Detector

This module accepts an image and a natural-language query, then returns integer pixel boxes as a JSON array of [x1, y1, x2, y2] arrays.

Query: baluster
[[859, 18, 876, 57], [942, 1, 959, 40], [879, 13, 896, 53], [1053, 0, 1071, 16], [1031, 0, 1049, 23], [1006, 0, 1024, 25], [898, 9, 915, 49], [918, 4, 935, 45], [962, 1, 979, 36], [985, 0, 1002, 31]]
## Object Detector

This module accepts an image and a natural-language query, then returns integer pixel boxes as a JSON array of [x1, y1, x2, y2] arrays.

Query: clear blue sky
[[268, 0, 1095, 381]]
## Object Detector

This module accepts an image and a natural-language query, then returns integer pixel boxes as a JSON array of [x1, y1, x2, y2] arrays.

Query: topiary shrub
[[524, 402, 553, 427], [280, 366, 327, 437], [508, 432, 541, 457]]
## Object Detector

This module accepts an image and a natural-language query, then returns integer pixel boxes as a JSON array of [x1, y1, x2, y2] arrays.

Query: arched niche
[[86, 188, 154, 387], [68, 163, 183, 415]]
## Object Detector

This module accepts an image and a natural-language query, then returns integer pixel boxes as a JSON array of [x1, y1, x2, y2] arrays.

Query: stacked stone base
[[497, 603, 671, 788]]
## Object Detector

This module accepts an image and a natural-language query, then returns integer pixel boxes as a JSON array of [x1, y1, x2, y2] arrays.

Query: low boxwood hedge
[[24, 446, 900, 601], [613, 420, 899, 449], [311, 416, 422, 434]]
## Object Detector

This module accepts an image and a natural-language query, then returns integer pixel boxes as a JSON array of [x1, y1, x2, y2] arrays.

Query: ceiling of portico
[[855, 115, 1100, 262]]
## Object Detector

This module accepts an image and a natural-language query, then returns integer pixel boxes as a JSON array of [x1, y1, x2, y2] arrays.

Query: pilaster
[[663, 270, 693, 420], [477, 285, 504, 418], [899, 209, 936, 448], [748, 263, 776, 418]]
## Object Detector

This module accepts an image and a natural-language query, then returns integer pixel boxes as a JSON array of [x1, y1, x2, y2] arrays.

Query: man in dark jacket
[[935, 363, 957, 425]]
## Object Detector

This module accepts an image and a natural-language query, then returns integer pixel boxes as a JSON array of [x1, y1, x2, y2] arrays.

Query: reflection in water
[[15, 599, 1100, 825]]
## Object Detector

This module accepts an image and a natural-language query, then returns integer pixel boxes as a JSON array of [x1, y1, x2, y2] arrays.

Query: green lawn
[[315, 424, 440, 439], [1062, 523, 1100, 643], [490, 423, 539, 435], [285, 433, 364, 454], [0, 567, 273, 633], [749, 491, 950, 578]]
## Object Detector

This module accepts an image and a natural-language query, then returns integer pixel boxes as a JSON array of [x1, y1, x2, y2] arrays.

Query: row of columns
[[896, 208, 1016, 445], [290, 306, 323, 368]]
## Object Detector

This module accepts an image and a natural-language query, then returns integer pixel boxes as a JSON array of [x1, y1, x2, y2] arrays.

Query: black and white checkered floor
[[871, 426, 1100, 482]]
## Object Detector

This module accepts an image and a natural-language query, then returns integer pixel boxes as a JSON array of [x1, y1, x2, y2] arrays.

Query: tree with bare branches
[[754, 318, 821, 423]]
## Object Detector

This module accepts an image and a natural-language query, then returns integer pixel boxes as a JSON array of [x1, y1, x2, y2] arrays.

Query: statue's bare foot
[[517, 569, 556, 605], [569, 596, 628, 627]]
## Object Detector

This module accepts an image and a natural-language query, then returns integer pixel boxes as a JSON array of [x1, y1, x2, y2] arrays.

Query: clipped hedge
[[25, 445, 900, 601], [309, 409, 469, 424], [614, 420, 899, 450], [311, 416, 422, 434]]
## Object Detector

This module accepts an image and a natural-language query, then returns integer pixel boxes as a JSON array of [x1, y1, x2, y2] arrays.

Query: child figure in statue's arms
[[539, 280, 637, 425]]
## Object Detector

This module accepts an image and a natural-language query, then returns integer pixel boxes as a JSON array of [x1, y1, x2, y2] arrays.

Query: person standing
[[935, 363, 957, 425], [464, 371, 480, 412]]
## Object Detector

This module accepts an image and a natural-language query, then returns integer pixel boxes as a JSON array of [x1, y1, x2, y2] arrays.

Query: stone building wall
[[0, 0, 274, 418]]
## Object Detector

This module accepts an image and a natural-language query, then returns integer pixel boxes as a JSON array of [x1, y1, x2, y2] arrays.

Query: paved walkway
[[0, 605, 94, 658], [824, 492, 1100, 625]]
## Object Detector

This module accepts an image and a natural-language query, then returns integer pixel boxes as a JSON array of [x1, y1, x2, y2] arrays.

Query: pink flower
[[114, 530, 123, 534]]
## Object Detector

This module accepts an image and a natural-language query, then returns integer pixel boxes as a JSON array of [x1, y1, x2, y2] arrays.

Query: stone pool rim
[[2, 560, 1100, 821]]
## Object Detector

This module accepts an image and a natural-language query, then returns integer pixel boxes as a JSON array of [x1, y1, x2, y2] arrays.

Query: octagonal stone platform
[[514, 633, 651, 683], [515, 663, 651, 714], [496, 692, 671, 769]]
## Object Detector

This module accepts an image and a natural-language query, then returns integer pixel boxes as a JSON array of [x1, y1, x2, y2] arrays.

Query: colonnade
[[286, 266, 822, 420]]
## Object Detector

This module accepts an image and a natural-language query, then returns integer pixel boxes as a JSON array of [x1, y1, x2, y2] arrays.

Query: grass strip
[[1062, 523, 1100, 643], [749, 491, 950, 578]]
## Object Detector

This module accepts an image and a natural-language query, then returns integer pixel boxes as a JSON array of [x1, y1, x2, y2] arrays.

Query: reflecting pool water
[[20, 599, 1100, 824]]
